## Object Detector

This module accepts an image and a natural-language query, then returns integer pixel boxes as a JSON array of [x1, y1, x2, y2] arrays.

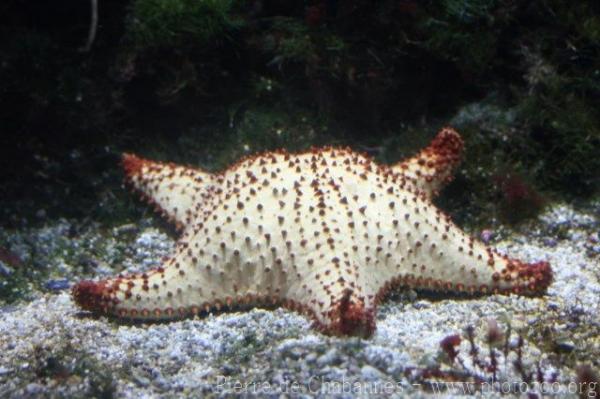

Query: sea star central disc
[[73, 128, 552, 337]]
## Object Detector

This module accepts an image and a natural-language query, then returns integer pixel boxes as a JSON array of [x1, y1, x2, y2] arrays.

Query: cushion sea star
[[73, 128, 552, 337]]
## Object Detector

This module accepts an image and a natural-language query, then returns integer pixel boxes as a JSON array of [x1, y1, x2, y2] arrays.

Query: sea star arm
[[122, 153, 215, 229], [370, 201, 553, 297], [393, 128, 464, 198], [295, 162, 553, 337], [72, 249, 244, 320], [354, 167, 552, 296], [71, 227, 319, 325]]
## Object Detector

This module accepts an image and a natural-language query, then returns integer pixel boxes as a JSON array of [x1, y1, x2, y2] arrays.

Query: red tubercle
[[328, 290, 376, 337], [72, 280, 111, 313], [498, 258, 553, 294], [122, 153, 147, 178], [429, 127, 464, 160], [522, 260, 553, 292]]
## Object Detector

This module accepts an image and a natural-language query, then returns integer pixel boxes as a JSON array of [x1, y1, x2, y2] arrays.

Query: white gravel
[[0, 202, 598, 398]]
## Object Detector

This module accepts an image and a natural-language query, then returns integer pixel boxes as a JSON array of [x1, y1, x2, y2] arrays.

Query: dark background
[[1, 0, 598, 226]]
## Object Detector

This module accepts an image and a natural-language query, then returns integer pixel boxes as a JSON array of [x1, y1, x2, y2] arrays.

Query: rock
[[131, 370, 151, 387], [480, 229, 495, 244], [113, 223, 139, 236], [317, 348, 339, 367], [0, 260, 12, 276], [361, 365, 384, 381], [555, 341, 576, 353], [44, 279, 70, 291], [412, 301, 430, 310], [25, 383, 44, 395]]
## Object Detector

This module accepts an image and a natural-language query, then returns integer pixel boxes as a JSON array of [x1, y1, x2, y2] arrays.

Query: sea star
[[73, 128, 552, 337]]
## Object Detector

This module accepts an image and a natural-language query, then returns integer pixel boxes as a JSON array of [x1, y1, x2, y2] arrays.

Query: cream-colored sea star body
[[73, 128, 552, 337]]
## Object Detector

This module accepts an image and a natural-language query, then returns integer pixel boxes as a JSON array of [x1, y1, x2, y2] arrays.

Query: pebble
[[480, 229, 495, 244], [555, 341, 576, 353], [25, 383, 44, 395], [547, 302, 559, 311], [0, 260, 12, 276], [44, 279, 71, 291], [360, 365, 384, 381], [113, 223, 139, 235], [317, 348, 339, 367], [412, 300, 430, 310], [132, 370, 151, 387]]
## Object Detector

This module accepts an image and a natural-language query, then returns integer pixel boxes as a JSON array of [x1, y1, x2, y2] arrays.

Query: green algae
[[0, 220, 136, 304], [1, 0, 599, 230], [14, 340, 117, 398], [127, 0, 243, 50]]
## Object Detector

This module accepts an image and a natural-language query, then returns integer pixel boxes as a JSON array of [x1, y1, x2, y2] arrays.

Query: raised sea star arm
[[393, 128, 464, 198], [122, 153, 216, 229]]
